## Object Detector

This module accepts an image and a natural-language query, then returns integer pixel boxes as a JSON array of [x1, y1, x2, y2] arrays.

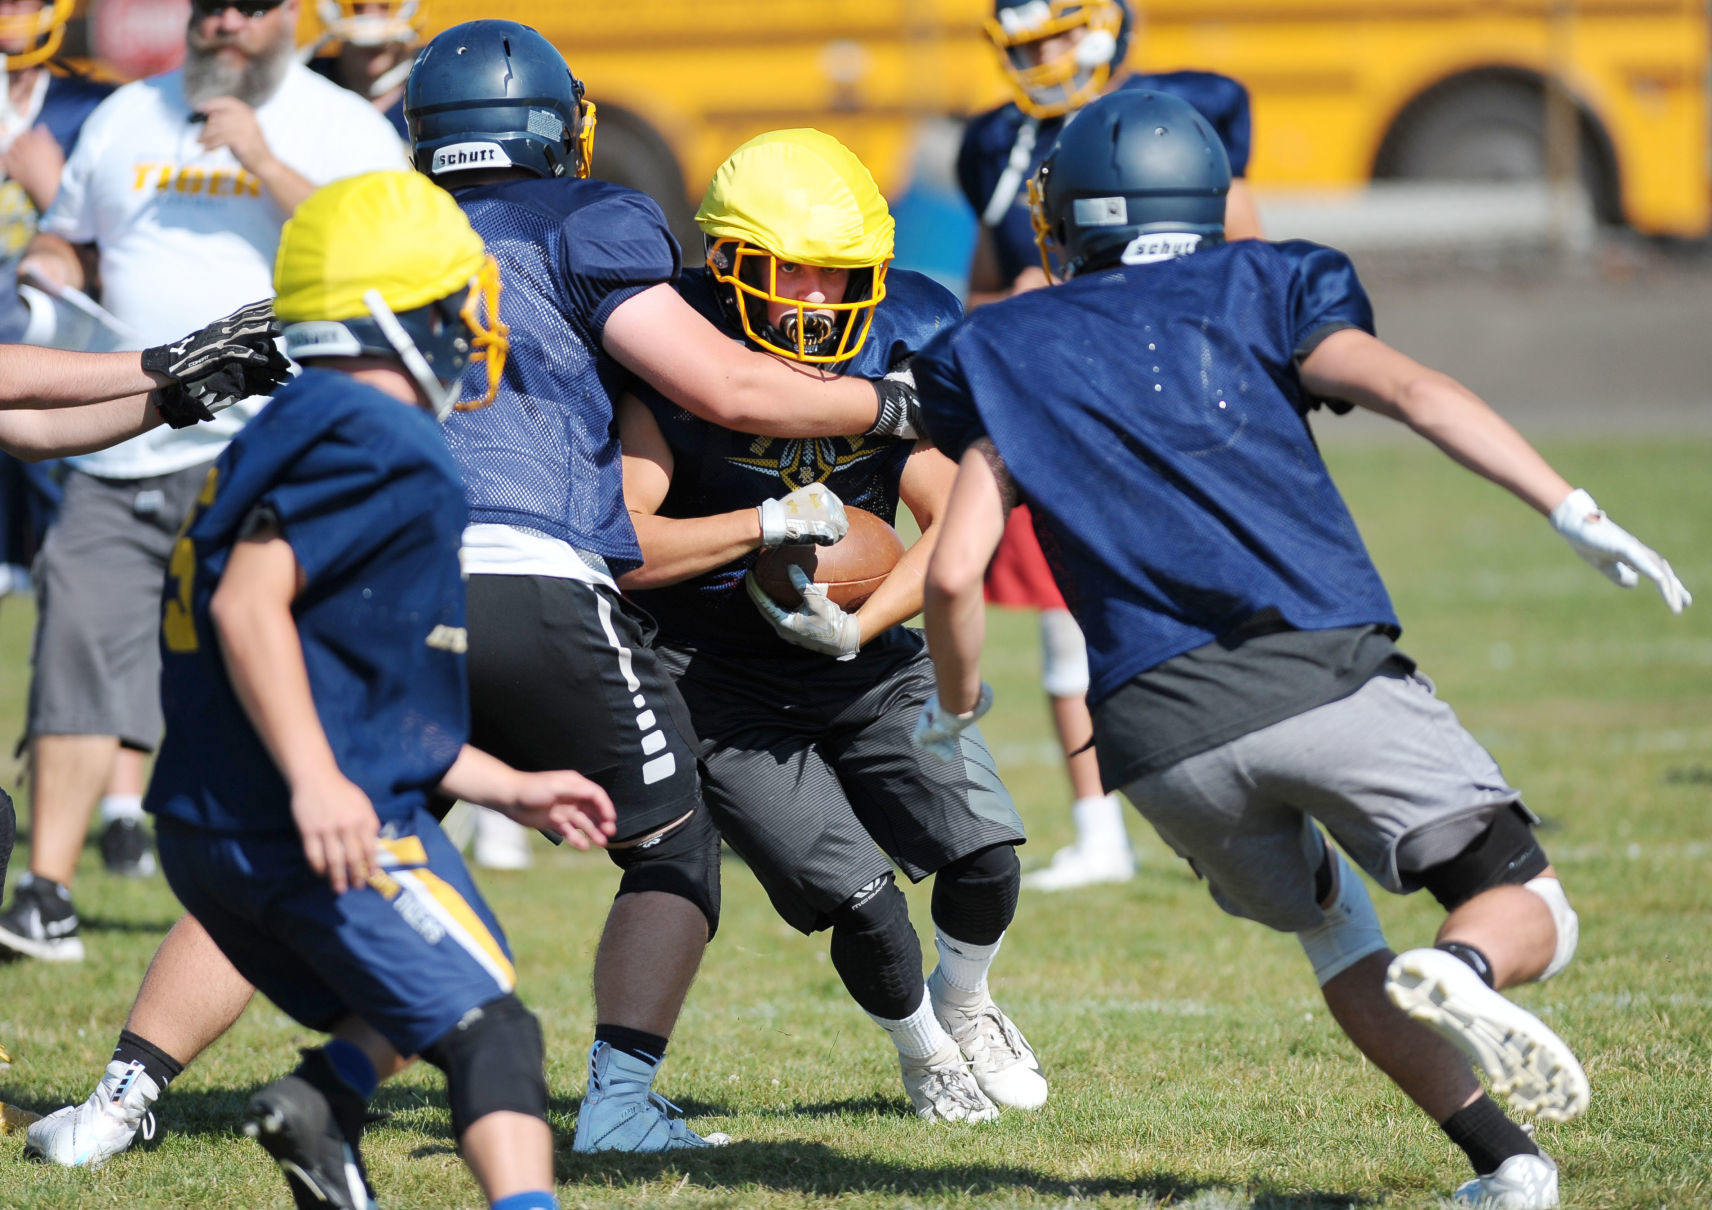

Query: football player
[[302, 1, 420, 138], [619, 129, 1040, 1123], [26, 19, 932, 1166], [961, 0, 1263, 892], [913, 89, 1689, 1209], [143, 169, 612, 1210]]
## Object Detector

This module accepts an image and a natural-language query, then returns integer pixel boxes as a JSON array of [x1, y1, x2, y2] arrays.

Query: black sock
[[1441, 1095, 1539, 1175], [1437, 941, 1496, 988], [112, 1030, 184, 1091], [594, 1024, 668, 1066]]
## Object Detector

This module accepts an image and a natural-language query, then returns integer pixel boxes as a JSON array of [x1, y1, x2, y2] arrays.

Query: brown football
[[753, 506, 906, 610]]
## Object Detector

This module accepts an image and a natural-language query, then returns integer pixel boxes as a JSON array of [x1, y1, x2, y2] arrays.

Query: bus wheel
[[586, 106, 697, 246], [1374, 75, 1619, 224]]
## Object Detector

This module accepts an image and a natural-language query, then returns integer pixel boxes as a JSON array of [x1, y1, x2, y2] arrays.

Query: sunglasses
[[190, 0, 285, 16]]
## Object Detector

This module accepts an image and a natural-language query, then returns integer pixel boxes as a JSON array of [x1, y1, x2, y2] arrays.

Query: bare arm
[[603, 283, 882, 437], [851, 441, 955, 640], [0, 346, 164, 409], [923, 439, 1017, 714], [1299, 328, 1572, 515], [18, 231, 88, 293], [0, 395, 165, 460], [209, 528, 377, 894], [1225, 179, 1264, 241], [438, 745, 616, 850], [616, 394, 766, 590]]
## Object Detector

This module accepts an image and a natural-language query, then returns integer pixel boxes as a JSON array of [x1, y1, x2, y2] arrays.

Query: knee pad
[[1297, 847, 1390, 986], [1525, 875, 1579, 981], [609, 805, 722, 940], [1416, 803, 1549, 911], [931, 843, 1020, 946], [420, 994, 548, 1139], [828, 875, 923, 1021], [1039, 609, 1090, 698]]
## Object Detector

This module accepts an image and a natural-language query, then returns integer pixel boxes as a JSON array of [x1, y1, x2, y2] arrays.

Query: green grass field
[[1, 438, 1708, 1210]]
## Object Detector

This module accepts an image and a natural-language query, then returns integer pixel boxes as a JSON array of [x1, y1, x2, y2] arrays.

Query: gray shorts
[[659, 633, 1026, 935], [1117, 668, 1525, 933], [28, 465, 213, 747]]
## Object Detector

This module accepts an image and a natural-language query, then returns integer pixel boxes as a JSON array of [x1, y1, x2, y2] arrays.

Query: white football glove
[[757, 484, 850, 547], [912, 683, 995, 762], [745, 563, 862, 659], [1550, 488, 1691, 614]]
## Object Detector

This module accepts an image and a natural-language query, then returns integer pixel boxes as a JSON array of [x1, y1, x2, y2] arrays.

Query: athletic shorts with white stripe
[[464, 574, 704, 841], [158, 809, 516, 1057]]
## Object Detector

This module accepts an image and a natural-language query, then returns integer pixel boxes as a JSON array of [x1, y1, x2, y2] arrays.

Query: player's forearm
[[854, 523, 936, 641], [1391, 375, 1573, 516], [923, 445, 1013, 711], [0, 394, 164, 460], [20, 231, 87, 292], [621, 508, 764, 591], [438, 745, 526, 810], [690, 352, 879, 438], [211, 557, 343, 790], [0, 347, 163, 410], [252, 156, 316, 215]]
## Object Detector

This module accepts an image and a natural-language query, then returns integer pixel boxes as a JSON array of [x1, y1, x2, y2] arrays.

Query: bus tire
[[587, 105, 698, 247], [1374, 74, 1619, 225]]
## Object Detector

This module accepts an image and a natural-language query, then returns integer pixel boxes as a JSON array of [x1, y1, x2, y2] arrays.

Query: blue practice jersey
[[914, 240, 1399, 706], [146, 370, 470, 833], [445, 176, 681, 573], [628, 266, 962, 659], [0, 67, 113, 341], [958, 71, 1251, 288]]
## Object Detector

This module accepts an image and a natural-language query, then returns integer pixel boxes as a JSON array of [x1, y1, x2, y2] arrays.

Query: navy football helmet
[[1030, 89, 1229, 280], [405, 20, 595, 181]]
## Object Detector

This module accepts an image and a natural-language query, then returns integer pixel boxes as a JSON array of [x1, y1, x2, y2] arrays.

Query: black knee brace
[[1413, 803, 1549, 911], [420, 994, 548, 1140], [608, 805, 722, 940], [931, 843, 1020, 946], [827, 875, 923, 1021]]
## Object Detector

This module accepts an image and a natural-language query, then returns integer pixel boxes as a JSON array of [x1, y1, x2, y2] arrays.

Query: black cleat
[[242, 1074, 377, 1210], [99, 817, 157, 878]]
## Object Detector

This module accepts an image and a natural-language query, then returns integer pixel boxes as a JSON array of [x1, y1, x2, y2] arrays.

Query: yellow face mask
[[573, 100, 597, 179], [0, 0, 73, 71], [986, 0, 1127, 120], [452, 252, 509, 411], [1026, 174, 1061, 284], [705, 237, 889, 366], [316, 0, 422, 48]]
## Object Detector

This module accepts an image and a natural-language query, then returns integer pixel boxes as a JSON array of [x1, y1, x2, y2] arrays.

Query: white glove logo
[[757, 485, 850, 547], [1550, 488, 1691, 614]]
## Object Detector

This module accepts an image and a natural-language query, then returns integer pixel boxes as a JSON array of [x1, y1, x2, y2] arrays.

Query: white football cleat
[[571, 1042, 730, 1153], [1453, 1151, 1560, 1209], [25, 1060, 158, 1167], [1021, 840, 1135, 892], [1385, 948, 1590, 1122], [898, 1040, 999, 1123], [927, 969, 1047, 1110]]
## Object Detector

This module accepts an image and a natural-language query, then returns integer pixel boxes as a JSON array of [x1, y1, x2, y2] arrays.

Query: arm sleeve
[[556, 188, 682, 342], [1280, 241, 1378, 414], [913, 330, 988, 462]]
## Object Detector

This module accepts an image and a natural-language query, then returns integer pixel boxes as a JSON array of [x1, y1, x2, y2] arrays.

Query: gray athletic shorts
[[1117, 667, 1525, 933], [28, 465, 212, 747], [658, 632, 1026, 934]]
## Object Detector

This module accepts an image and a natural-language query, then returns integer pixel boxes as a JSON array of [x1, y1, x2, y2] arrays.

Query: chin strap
[[362, 288, 453, 419]]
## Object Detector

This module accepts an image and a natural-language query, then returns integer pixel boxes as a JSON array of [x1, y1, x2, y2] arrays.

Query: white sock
[[933, 929, 1003, 1000], [868, 988, 952, 1060], [99, 794, 144, 825], [1070, 794, 1128, 850]]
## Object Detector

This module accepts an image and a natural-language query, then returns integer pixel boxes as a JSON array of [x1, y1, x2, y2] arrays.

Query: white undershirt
[[460, 523, 619, 592]]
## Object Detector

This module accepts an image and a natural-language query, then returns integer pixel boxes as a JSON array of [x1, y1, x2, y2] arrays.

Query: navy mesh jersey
[[445, 176, 682, 573], [958, 72, 1251, 287], [914, 240, 1398, 705], [628, 266, 962, 660], [146, 370, 471, 833]]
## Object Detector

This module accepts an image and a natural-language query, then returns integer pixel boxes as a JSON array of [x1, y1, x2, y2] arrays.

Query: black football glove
[[865, 362, 921, 441], [141, 299, 287, 386]]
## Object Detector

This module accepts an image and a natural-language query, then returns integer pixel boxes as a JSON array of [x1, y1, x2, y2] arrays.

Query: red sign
[[91, 0, 191, 80]]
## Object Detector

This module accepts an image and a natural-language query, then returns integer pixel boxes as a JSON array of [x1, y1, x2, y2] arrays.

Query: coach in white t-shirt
[[0, 0, 406, 963]]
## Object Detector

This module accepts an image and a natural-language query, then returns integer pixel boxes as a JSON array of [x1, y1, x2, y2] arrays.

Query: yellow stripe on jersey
[[400, 868, 516, 991], [377, 836, 429, 868]]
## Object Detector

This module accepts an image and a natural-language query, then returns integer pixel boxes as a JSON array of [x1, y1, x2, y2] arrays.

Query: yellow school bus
[[301, 0, 1708, 236]]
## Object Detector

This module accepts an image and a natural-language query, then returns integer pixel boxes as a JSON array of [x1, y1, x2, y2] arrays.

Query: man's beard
[[182, 32, 293, 109]]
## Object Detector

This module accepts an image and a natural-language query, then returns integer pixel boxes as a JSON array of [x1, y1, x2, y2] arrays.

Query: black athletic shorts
[[657, 629, 1025, 934], [465, 574, 703, 840]]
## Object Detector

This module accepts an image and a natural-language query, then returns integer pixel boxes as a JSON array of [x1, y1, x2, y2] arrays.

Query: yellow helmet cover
[[0, 0, 74, 71], [695, 128, 894, 365], [274, 171, 508, 411]]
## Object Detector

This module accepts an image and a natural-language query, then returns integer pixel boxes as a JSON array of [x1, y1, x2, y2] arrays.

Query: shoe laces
[[917, 1060, 989, 1115]]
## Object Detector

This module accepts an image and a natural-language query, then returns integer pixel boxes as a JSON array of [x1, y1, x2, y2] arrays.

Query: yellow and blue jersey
[[958, 71, 1251, 287], [915, 240, 1398, 705], [145, 369, 470, 833], [628, 266, 961, 660], [444, 176, 681, 574]]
